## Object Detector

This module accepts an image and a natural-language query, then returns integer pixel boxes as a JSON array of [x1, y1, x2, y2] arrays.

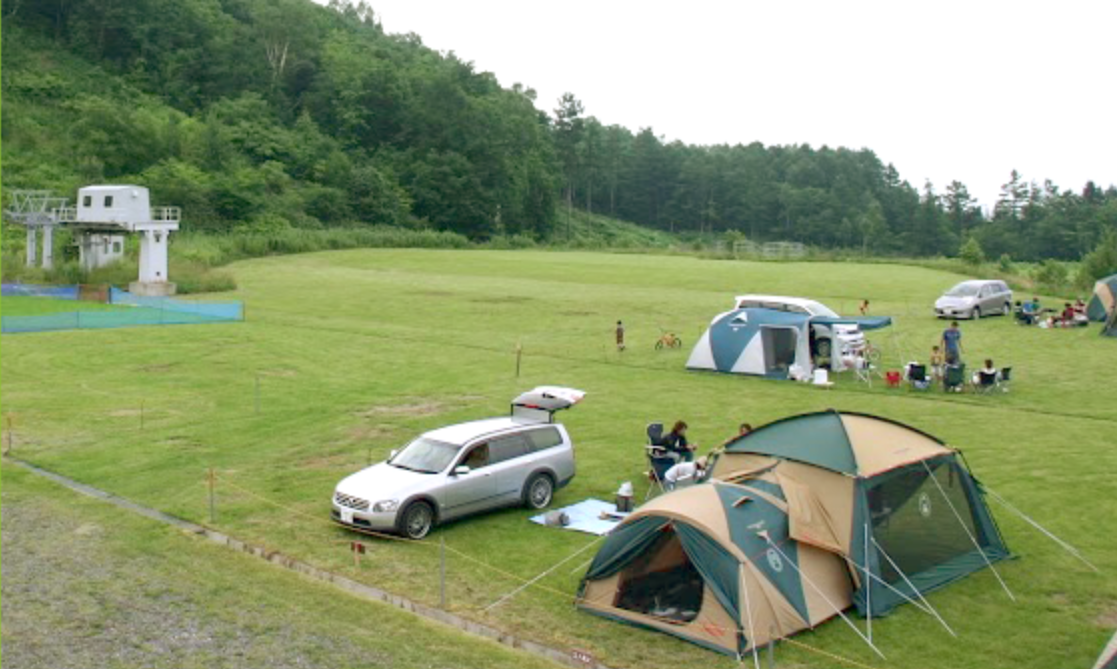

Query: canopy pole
[[863, 523, 872, 644], [762, 535, 886, 660], [984, 486, 1099, 572], [920, 461, 1016, 602], [739, 564, 762, 669], [871, 536, 957, 637]]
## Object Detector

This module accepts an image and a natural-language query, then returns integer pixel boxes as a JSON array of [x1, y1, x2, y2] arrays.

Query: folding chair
[[907, 363, 931, 391], [885, 370, 902, 388], [997, 367, 1013, 393], [974, 370, 998, 394], [852, 355, 877, 386], [943, 363, 966, 392], [644, 422, 678, 499]]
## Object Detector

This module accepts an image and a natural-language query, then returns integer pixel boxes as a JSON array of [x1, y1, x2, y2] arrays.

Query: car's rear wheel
[[523, 473, 555, 510], [398, 501, 434, 540], [1002, 303, 1011, 316]]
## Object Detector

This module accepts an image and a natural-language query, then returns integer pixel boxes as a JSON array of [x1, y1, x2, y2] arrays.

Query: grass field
[[3, 249, 1115, 669]]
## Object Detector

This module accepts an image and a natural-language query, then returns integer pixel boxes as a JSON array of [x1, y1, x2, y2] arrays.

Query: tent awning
[[810, 315, 892, 330]]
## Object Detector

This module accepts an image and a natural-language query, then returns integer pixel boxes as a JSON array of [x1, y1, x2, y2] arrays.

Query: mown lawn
[[2, 249, 1115, 669]]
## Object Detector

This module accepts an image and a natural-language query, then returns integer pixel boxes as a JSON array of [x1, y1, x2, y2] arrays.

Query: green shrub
[[1077, 229, 1117, 288], [958, 236, 985, 266]]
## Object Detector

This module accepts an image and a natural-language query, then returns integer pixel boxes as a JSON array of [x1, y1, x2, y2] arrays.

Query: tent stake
[[483, 537, 601, 613], [921, 461, 1015, 601], [739, 565, 762, 669]]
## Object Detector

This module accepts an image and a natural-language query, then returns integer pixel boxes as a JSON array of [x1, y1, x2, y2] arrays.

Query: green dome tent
[[576, 411, 1009, 657], [1094, 629, 1117, 669]]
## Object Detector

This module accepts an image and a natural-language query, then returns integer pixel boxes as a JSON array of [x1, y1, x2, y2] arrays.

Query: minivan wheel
[[972, 306, 981, 320], [1002, 303, 1011, 316], [523, 474, 554, 510], [398, 501, 434, 540]]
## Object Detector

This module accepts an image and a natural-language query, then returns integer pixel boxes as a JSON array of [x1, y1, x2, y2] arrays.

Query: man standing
[[941, 321, 963, 365], [615, 320, 626, 351]]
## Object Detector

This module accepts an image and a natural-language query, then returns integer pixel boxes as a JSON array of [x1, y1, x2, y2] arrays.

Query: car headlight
[[372, 499, 399, 513]]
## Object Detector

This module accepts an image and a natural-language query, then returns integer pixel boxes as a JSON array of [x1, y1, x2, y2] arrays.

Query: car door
[[486, 433, 532, 506], [439, 443, 497, 519], [978, 284, 994, 314]]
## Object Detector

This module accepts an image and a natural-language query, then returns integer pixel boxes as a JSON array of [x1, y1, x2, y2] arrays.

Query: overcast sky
[[338, 1, 1116, 209]]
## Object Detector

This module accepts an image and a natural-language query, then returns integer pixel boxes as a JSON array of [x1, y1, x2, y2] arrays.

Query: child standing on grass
[[930, 345, 945, 380], [615, 320, 626, 351]]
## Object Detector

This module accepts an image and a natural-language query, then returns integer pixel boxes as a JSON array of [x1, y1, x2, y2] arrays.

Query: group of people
[[1016, 296, 1089, 328], [656, 420, 753, 490], [925, 321, 1004, 390]]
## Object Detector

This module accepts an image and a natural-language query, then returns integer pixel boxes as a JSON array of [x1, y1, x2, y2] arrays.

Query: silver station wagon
[[332, 386, 584, 539], [934, 280, 1013, 319]]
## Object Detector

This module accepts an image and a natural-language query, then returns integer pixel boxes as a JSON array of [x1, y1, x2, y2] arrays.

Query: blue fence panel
[[2, 283, 80, 299]]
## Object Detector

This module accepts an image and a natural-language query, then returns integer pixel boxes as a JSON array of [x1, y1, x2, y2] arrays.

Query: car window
[[460, 444, 490, 470], [946, 283, 979, 297], [488, 434, 529, 464], [390, 437, 460, 474], [524, 426, 563, 452]]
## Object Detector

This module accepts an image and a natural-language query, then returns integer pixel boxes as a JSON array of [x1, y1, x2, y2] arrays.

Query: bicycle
[[655, 331, 683, 350]]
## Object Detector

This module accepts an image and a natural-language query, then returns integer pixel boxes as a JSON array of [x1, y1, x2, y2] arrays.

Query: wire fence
[[1, 283, 243, 333]]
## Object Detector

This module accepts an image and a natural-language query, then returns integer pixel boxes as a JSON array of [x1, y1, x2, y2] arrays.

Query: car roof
[[951, 280, 1006, 288], [734, 294, 836, 316], [422, 417, 554, 445]]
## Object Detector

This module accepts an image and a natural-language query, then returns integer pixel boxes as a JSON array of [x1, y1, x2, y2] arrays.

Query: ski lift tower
[[57, 185, 182, 296], [3, 190, 71, 269]]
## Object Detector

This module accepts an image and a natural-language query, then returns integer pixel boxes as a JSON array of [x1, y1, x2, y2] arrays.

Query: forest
[[3, 0, 1117, 267]]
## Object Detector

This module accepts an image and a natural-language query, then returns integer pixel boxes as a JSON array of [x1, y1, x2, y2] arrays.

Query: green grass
[[0, 466, 569, 669], [3, 249, 1115, 669]]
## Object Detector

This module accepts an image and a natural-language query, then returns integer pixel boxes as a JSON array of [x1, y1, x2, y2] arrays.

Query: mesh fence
[[2, 283, 80, 300], [2, 284, 242, 334]]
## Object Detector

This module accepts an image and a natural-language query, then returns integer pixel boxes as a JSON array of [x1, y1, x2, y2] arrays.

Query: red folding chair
[[885, 371, 902, 388]]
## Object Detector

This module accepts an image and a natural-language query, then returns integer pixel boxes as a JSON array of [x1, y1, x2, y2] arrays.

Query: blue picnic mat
[[530, 498, 630, 535]]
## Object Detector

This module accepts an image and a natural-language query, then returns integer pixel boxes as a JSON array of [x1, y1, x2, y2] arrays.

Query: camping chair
[[852, 355, 877, 386], [644, 422, 678, 499], [997, 367, 1013, 393], [943, 363, 966, 393], [885, 371, 902, 388], [907, 363, 931, 391], [974, 370, 998, 394]]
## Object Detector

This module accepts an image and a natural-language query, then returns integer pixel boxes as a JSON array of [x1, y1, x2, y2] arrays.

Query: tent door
[[761, 326, 800, 376]]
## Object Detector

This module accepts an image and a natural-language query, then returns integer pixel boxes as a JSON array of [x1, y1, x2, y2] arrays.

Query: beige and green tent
[[576, 410, 1009, 657]]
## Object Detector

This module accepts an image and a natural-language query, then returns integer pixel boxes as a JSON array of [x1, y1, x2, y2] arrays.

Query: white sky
[[329, 1, 1117, 209]]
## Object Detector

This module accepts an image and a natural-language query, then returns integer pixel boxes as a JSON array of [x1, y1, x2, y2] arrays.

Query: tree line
[[3, 0, 1116, 266]]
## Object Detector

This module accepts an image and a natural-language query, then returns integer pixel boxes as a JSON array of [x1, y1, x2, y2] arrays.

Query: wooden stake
[[4, 416, 12, 456], [140, 400, 145, 430], [254, 375, 261, 415], [440, 535, 447, 609], [514, 343, 523, 378], [207, 467, 216, 524]]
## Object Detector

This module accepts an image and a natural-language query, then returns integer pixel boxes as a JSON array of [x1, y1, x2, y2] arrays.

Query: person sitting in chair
[[973, 359, 998, 386], [664, 456, 708, 491], [663, 420, 697, 463]]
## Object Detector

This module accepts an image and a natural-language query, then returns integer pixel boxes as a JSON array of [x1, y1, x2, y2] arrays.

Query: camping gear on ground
[[616, 481, 635, 512], [998, 367, 1013, 393], [544, 510, 571, 526], [906, 363, 931, 390], [530, 499, 628, 535], [885, 370, 902, 387], [687, 307, 891, 380], [944, 363, 966, 392], [1093, 628, 1117, 669], [576, 410, 1010, 658]]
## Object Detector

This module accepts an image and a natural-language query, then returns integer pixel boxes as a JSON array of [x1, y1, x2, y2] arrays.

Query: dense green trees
[[2, 0, 1114, 260]]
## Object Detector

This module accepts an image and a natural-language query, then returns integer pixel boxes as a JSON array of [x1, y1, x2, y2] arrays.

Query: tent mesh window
[[868, 458, 979, 582], [614, 527, 704, 624]]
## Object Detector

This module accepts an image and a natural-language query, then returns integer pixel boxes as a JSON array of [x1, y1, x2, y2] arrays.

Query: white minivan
[[332, 387, 584, 539]]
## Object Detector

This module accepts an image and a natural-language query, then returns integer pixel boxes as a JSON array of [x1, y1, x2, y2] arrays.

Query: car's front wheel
[[972, 306, 982, 320], [398, 501, 434, 540], [1002, 303, 1011, 316], [523, 474, 555, 510]]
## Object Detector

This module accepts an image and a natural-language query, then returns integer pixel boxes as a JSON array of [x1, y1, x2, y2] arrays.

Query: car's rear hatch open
[[511, 386, 586, 423]]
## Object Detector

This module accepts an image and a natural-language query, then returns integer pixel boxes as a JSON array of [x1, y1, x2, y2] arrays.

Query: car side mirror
[[453, 465, 471, 477]]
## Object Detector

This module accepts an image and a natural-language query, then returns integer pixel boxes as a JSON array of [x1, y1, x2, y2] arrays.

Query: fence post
[[140, 400, 145, 430], [255, 375, 261, 415], [514, 343, 523, 378], [4, 416, 12, 456], [440, 535, 447, 609], [207, 467, 216, 524]]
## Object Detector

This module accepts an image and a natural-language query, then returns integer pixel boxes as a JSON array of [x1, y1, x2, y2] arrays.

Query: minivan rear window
[[525, 427, 563, 452], [488, 434, 529, 464]]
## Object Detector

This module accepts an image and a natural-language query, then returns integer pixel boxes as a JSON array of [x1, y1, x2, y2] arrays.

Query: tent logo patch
[[918, 492, 933, 518], [766, 548, 784, 572]]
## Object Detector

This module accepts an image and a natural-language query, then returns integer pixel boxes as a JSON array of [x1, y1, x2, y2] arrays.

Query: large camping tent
[[577, 411, 1009, 657], [686, 308, 892, 379], [1087, 274, 1117, 337]]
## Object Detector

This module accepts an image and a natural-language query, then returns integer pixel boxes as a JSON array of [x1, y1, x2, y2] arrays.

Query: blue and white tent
[[687, 308, 892, 379]]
